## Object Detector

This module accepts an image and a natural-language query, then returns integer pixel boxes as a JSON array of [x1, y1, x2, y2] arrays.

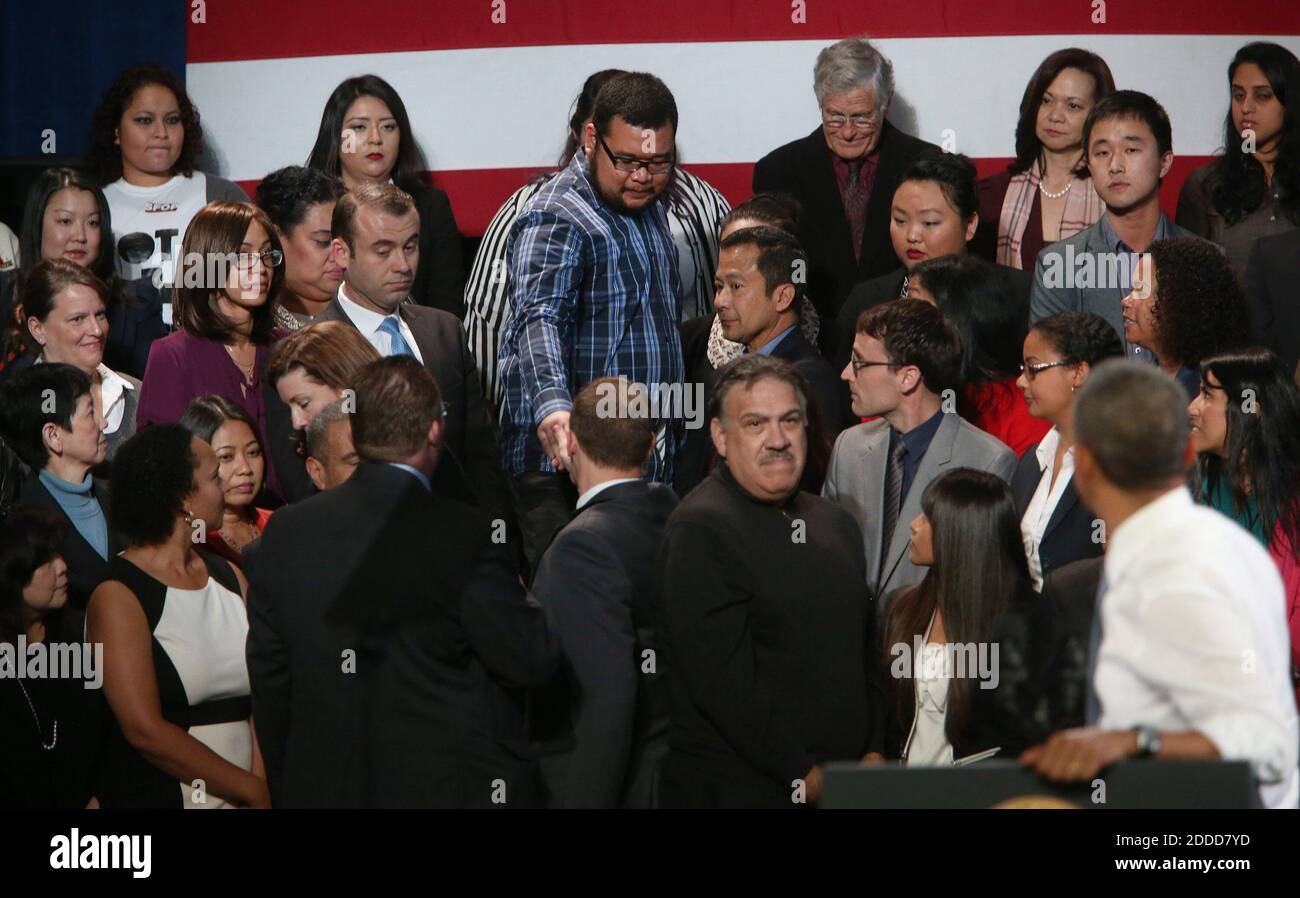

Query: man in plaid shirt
[[497, 72, 685, 570]]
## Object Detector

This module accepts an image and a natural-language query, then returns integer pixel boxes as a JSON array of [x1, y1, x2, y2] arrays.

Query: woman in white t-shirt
[[89, 64, 248, 290]]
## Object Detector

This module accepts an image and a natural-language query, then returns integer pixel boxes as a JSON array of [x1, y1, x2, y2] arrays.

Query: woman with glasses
[[88, 65, 249, 288], [1011, 311, 1123, 590], [0, 168, 167, 381], [463, 68, 729, 405], [1119, 237, 1251, 401], [1187, 348, 1300, 706], [1177, 42, 1299, 284], [973, 49, 1114, 270], [306, 74, 464, 316], [137, 202, 287, 500]]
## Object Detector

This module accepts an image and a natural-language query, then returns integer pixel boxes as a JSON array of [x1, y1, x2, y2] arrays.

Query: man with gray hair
[[753, 36, 941, 353], [658, 354, 882, 807], [1021, 360, 1298, 808]]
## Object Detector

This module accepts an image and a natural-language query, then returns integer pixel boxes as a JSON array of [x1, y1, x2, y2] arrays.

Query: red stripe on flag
[[236, 155, 1212, 240], [188, 1, 1300, 63]]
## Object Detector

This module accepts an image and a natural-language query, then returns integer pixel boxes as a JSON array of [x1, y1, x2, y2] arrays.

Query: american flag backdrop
[[183, 1, 1300, 237]]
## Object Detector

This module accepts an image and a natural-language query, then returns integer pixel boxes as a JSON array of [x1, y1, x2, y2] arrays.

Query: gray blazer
[[822, 411, 1016, 615]]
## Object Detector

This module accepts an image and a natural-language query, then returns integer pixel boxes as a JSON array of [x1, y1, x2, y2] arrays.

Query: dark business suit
[[1245, 229, 1300, 384], [16, 474, 119, 610], [752, 122, 943, 353], [1010, 440, 1104, 579], [310, 296, 510, 516], [244, 462, 557, 808], [1038, 556, 1103, 731], [406, 181, 467, 318], [529, 480, 678, 808]]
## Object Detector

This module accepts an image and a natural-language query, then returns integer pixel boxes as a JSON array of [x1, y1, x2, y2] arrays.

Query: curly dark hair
[[110, 424, 200, 548], [88, 64, 203, 184], [1030, 311, 1124, 369], [0, 506, 69, 642], [1207, 42, 1300, 227], [254, 165, 347, 235], [1147, 237, 1251, 367]]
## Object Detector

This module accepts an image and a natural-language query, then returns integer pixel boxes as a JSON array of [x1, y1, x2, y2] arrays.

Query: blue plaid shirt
[[497, 154, 684, 480]]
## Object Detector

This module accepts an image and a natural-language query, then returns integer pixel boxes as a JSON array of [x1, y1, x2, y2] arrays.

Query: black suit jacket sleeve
[[460, 542, 558, 689], [534, 526, 639, 808], [661, 518, 815, 785], [244, 550, 290, 803], [454, 321, 512, 518], [411, 184, 467, 318]]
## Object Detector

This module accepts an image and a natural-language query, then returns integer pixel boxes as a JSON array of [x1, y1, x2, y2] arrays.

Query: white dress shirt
[[1095, 486, 1299, 808], [903, 614, 955, 767], [98, 363, 134, 437], [337, 284, 424, 364], [1020, 427, 1075, 592]]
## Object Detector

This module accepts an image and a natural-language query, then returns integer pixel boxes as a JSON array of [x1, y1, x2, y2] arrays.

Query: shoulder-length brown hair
[[3, 258, 111, 360], [173, 202, 282, 345], [266, 319, 380, 390], [1009, 48, 1116, 177]]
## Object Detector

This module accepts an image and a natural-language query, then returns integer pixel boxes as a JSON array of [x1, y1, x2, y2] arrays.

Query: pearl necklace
[[17, 680, 58, 751], [1039, 179, 1073, 199]]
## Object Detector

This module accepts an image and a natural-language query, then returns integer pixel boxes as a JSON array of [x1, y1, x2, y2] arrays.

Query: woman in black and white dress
[[88, 423, 268, 808]]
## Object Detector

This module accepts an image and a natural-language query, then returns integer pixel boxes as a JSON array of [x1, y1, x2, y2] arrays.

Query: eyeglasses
[[596, 133, 675, 175], [849, 357, 900, 374], [822, 108, 884, 130], [1019, 359, 1074, 380], [236, 249, 284, 269]]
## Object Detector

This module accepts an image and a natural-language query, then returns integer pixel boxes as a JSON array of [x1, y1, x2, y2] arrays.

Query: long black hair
[[88, 63, 204, 184], [883, 468, 1033, 746], [910, 254, 1023, 385], [1207, 42, 1300, 227], [559, 69, 626, 168], [0, 506, 70, 643], [305, 75, 428, 194], [1193, 349, 1300, 554], [16, 168, 116, 285]]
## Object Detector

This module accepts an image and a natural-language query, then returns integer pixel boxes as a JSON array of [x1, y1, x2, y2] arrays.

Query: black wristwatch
[[1133, 725, 1162, 759]]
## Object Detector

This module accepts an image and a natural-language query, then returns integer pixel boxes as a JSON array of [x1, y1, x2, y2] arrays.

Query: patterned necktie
[[1084, 572, 1109, 725], [879, 434, 905, 581], [843, 160, 868, 264], [379, 315, 416, 359]]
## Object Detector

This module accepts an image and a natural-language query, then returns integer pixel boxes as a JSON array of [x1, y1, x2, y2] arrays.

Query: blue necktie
[[1084, 572, 1108, 725], [379, 316, 415, 359]]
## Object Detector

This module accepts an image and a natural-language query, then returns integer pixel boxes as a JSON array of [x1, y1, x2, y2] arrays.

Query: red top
[[206, 507, 274, 568], [964, 378, 1050, 457]]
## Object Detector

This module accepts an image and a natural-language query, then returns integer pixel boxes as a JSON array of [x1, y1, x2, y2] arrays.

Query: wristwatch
[[1133, 725, 1162, 759]]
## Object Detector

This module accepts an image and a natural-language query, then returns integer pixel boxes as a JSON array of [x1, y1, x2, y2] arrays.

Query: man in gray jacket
[[824, 300, 1015, 615]]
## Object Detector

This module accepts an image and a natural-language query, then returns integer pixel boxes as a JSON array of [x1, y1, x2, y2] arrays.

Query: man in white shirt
[[1022, 360, 1299, 808]]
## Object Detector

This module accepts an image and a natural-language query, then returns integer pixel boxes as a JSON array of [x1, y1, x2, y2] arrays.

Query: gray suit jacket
[[822, 411, 1016, 614]]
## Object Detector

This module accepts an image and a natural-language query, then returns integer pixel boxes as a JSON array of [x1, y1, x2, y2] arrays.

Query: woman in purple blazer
[[137, 202, 287, 499]]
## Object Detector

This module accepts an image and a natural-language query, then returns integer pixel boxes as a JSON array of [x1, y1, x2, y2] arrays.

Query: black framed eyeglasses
[[1019, 359, 1074, 380], [849, 357, 901, 374], [237, 249, 284, 269], [596, 133, 675, 175]]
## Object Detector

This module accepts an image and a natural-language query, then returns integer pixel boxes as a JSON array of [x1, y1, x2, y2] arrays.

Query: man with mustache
[[658, 355, 882, 808], [311, 182, 508, 517], [496, 72, 685, 574], [1029, 91, 1199, 360]]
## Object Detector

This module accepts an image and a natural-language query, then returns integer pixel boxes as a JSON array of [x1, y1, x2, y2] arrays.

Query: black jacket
[[1009, 440, 1104, 578], [16, 473, 120, 610], [657, 463, 882, 807], [407, 182, 467, 318], [1245, 228, 1300, 383], [529, 480, 678, 808], [752, 122, 943, 352], [244, 462, 558, 808]]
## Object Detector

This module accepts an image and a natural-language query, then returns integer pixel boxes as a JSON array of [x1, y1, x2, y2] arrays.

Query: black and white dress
[[96, 552, 254, 809]]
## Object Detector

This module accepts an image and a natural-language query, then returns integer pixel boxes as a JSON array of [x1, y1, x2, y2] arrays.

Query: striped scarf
[[996, 157, 1104, 269]]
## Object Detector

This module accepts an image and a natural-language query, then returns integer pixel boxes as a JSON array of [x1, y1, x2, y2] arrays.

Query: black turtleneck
[[657, 461, 883, 801]]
